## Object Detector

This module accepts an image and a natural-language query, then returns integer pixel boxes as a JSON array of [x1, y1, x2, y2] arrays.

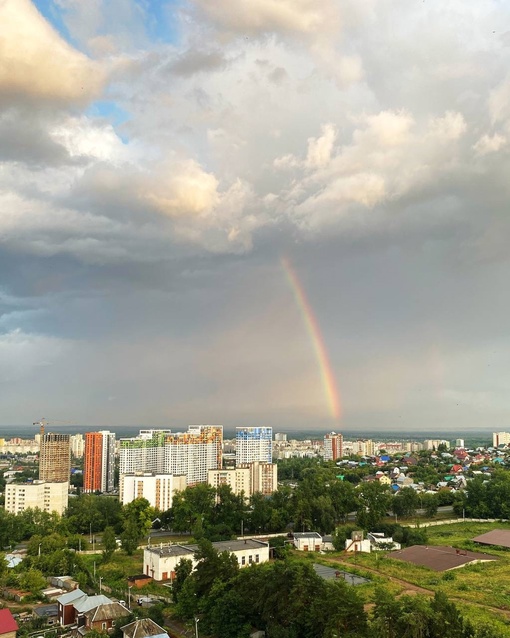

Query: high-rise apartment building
[[120, 426, 222, 486], [493, 432, 510, 447], [236, 427, 272, 464], [324, 432, 343, 461], [165, 425, 223, 485], [70, 434, 85, 458], [84, 431, 116, 493], [120, 430, 170, 475], [39, 433, 71, 482]]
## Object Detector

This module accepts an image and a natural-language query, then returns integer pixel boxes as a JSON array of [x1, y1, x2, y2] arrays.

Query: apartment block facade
[[5, 480, 69, 515], [236, 427, 272, 464], [119, 426, 223, 486], [84, 431, 116, 493], [324, 432, 343, 461], [119, 473, 187, 510], [39, 433, 71, 482]]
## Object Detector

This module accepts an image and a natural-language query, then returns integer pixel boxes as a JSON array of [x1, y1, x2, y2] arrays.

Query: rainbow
[[281, 256, 342, 423]]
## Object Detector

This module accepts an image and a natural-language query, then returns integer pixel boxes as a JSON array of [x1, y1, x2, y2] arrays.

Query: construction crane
[[33, 418, 74, 436]]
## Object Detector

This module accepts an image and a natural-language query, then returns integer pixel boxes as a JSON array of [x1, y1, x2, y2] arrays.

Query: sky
[[1, 0, 510, 432]]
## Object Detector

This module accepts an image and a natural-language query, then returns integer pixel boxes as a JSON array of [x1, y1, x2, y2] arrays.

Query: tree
[[18, 568, 47, 595], [168, 484, 215, 534], [421, 493, 439, 518], [391, 487, 419, 518], [120, 518, 140, 555], [172, 558, 193, 603], [356, 482, 392, 530], [102, 526, 117, 562]]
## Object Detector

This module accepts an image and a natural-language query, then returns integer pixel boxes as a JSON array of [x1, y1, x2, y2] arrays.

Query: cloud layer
[[1, 0, 510, 429]]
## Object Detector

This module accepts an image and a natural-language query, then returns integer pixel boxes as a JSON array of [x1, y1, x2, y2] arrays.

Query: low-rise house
[[0, 609, 18, 638], [144, 539, 270, 581], [345, 531, 371, 553], [4, 553, 23, 569], [292, 532, 322, 552], [58, 588, 88, 626], [81, 601, 130, 634], [121, 618, 169, 638], [368, 533, 401, 551], [32, 604, 59, 626]]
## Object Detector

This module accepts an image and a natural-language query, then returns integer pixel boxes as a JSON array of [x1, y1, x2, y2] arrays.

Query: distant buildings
[[493, 432, 510, 447], [208, 460, 278, 497], [324, 432, 343, 461], [166, 425, 223, 485], [84, 431, 116, 493], [39, 432, 71, 483], [236, 427, 272, 464], [5, 480, 69, 515], [119, 430, 170, 475], [119, 426, 223, 487], [120, 473, 186, 510], [70, 433, 85, 458], [423, 439, 450, 451]]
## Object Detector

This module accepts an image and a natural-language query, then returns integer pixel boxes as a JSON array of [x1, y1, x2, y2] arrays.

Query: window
[[102, 623, 107, 630], [249, 555, 253, 564], [255, 554, 259, 563], [242, 556, 245, 565]]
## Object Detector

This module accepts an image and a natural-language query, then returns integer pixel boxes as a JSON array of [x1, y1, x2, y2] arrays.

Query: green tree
[[172, 558, 193, 603], [120, 517, 140, 555], [356, 482, 392, 530], [18, 568, 47, 595], [102, 526, 117, 562], [392, 487, 419, 518]]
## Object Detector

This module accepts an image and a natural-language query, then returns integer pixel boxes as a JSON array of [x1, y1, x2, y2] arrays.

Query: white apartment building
[[236, 427, 272, 464], [423, 439, 450, 451], [208, 467, 251, 496], [120, 426, 222, 486], [208, 461, 278, 497], [70, 434, 85, 458], [119, 430, 170, 475], [244, 461, 278, 495], [493, 432, 510, 447], [164, 425, 223, 485], [120, 473, 187, 510], [143, 539, 270, 581], [5, 481, 69, 515]]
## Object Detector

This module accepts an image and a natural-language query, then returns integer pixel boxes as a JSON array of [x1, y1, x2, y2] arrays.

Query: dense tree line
[[171, 540, 501, 638], [458, 470, 510, 519], [174, 540, 367, 638]]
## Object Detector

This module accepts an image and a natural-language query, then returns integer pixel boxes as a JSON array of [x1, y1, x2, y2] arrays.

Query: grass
[[329, 521, 510, 613]]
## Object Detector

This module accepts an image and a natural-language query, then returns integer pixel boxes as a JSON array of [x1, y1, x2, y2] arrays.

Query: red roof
[[0, 609, 19, 634]]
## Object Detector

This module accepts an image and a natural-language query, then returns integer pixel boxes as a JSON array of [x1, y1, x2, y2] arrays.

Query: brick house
[[0, 609, 18, 638]]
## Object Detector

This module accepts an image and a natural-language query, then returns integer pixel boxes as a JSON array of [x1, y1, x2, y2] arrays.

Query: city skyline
[[2, 1, 510, 430]]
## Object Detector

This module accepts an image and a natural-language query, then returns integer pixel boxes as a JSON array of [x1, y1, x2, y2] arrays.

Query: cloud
[[306, 123, 337, 168], [473, 133, 507, 155], [0, 329, 68, 382], [169, 50, 229, 77], [0, 0, 105, 105], [190, 0, 341, 40]]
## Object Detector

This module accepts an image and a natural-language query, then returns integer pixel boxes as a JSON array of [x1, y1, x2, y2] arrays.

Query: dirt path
[[319, 555, 510, 620]]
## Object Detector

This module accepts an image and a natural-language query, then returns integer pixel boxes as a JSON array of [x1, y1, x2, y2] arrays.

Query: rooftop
[[0, 609, 19, 634], [147, 538, 268, 557], [472, 529, 510, 549], [388, 545, 498, 572]]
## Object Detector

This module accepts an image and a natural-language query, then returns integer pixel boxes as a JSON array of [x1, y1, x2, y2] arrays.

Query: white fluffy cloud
[[0, 0, 105, 104]]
